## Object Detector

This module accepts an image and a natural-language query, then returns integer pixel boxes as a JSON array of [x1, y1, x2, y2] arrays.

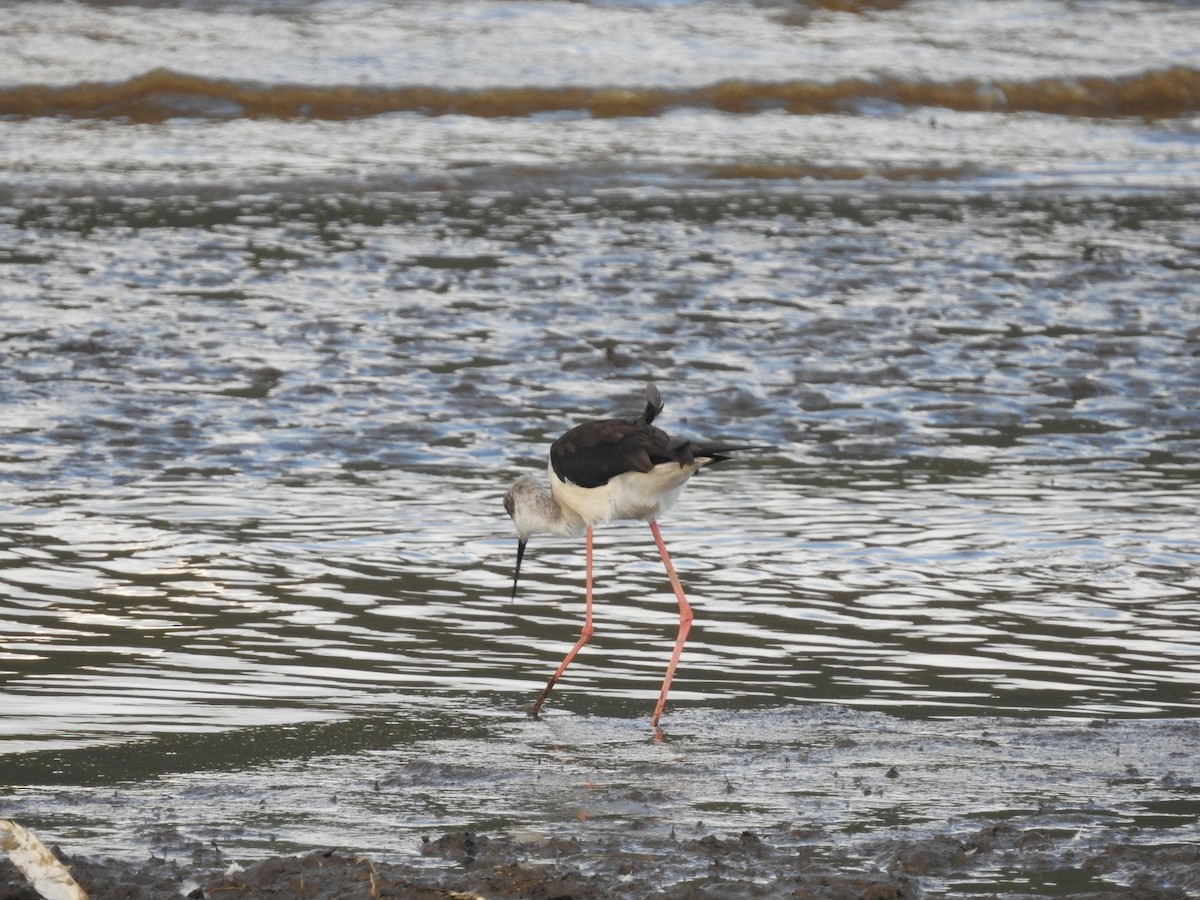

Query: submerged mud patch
[[2, 712, 1197, 898]]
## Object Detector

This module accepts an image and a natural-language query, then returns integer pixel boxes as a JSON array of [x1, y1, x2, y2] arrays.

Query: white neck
[[507, 474, 585, 538]]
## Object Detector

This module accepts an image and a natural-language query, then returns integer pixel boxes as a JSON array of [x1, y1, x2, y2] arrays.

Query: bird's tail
[[642, 383, 771, 463], [641, 382, 665, 424], [692, 442, 774, 466]]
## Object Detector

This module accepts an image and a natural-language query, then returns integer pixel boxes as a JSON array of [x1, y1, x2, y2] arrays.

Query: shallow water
[[1, 2, 1199, 894], [3, 185, 1198, 757]]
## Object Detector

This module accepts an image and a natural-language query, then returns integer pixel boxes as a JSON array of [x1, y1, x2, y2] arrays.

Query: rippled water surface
[[1, 4, 1199, 891], [3, 185, 1199, 760]]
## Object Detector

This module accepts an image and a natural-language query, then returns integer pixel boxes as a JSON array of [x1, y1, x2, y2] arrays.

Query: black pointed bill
[[511, 538, 527, 601]]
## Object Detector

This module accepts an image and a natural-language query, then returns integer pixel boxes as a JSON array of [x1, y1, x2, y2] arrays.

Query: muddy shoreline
[[3, 712, 1198, 899], [4, 818, 1199, 899]]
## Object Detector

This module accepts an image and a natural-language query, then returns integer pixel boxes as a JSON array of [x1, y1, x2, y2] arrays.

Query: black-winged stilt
[[504, 382, 764, 729]]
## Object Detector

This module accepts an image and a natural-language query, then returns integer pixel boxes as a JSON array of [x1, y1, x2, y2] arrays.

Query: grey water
[[2, 4, 1199, 892], [3, 187, 1199, 763]]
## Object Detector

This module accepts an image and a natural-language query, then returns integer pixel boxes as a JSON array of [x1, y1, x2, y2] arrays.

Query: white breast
[[549, 458, 706, 526]]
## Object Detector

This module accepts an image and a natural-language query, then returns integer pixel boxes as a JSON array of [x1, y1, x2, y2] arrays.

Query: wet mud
[[3, 712, 1198, 899], [3, 818, 1198, 899]]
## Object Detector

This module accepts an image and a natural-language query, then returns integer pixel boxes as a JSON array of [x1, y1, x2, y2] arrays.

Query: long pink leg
[[528, 526, 594, 719], [649, 521, 693, 729]]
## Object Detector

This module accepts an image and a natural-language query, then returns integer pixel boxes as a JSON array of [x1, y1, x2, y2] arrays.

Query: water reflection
[[3, 186, 1200, 753], [3, 452, 1198, 755]]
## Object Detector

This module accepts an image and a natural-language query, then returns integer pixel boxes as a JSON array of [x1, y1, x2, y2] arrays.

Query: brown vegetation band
[[2, 66, 1197, 123]]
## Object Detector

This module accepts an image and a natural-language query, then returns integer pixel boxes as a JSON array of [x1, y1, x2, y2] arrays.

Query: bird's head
[[504, 473, 585, 600], [503, 474, 542, 601]]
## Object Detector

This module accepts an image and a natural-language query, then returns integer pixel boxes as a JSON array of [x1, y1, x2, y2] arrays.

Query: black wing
[[548, 383, 765, 489], [550, 418, 683, 489]]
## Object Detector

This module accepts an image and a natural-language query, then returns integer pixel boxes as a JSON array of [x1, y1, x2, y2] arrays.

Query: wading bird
[[503, 383, 764, 728]]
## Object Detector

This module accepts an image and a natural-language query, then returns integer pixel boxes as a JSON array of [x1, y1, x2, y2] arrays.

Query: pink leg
[[528, 526, 594, 719], [648, 521, 693, 729]]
